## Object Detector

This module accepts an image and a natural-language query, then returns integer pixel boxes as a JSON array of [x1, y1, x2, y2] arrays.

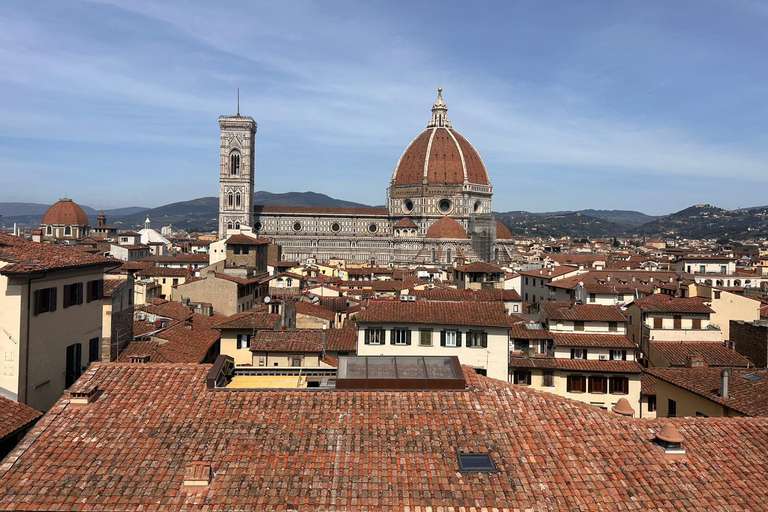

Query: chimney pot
[[720, 368, 730, 398], [611, 398, 635, 417], [183, 461, 212, 489]]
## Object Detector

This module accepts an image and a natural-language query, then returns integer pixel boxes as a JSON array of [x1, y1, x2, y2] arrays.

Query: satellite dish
[[263, 296, 271, 304]]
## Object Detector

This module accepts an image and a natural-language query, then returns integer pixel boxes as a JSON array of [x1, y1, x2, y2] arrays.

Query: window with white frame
[[237, 334, 252, 349], [365, 327, 385, 345], [610, 349, 627, 361], [570, 348, 587, 359], [392, 328, 410, 345], [442, 329, 460, 347]]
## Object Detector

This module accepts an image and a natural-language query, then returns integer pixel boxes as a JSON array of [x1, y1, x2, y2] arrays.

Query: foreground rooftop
[[0, 362, 766, 510]]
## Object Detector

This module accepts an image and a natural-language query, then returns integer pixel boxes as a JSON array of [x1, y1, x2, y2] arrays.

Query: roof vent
[[69, 385, 99, 405], [720, 368, 730, 398], [611, 398, 635, 417], [654, 424, 685, 457], [183, 461, 211, 489], [130, 354, 151, 364]]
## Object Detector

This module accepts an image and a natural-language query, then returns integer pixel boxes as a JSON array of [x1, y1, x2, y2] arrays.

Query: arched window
[[236, 193, 241, 207], [227, 222, 233, 229], [235, 221, 240, 229], [65, 226, 72, 236], [46, 225, 52, 235], [228, 193, 234, 207], [446, 248, 452, 263], [230, 151, 240, 175]]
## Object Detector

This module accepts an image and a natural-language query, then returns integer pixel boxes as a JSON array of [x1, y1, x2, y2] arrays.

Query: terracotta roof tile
[[294, 300, 336, 321], [225, 234, 269, 245], [0, 396, 41, 440], [540, 301, 627, 322], [358, 300, 516, 327], [632, 295, 714, 314], [0, 234, 117, 274], [551, 332, 636, 348], [651, 341, 752, 367], [1, 363, 768, 510], [424, 217, 468, 239], [213, 310, 280, 330]]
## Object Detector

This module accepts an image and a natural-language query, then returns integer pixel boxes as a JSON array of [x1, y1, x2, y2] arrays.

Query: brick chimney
[[686, 354, 707, 368], [182, 462, 211, 491], [130, 354, 150, 364]]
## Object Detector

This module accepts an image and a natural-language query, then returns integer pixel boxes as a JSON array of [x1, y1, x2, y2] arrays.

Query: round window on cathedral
[[438, 199, 453, 214], [402, 199, 414, 214], [368, 223, 378, 234], [293, 222, 302, 232], [331, 222, 341, 233], [474, 200, 483, 213], [254, 221, 263, 231]]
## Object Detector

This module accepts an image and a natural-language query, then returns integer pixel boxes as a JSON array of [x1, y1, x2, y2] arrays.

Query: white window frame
[[445, 330, 458, 347], [393, 328, 409, 345], [368, 328, 385, 345]]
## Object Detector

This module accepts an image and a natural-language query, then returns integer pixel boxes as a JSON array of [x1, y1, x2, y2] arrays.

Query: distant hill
[[494, 209, 658, 228], [253, 191, 368, 208], [636, 204, 768, 239], [0, 202, 148, 228], [496, 211, 626, 238]]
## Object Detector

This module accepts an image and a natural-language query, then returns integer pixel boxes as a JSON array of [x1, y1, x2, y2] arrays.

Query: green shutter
[[364, 329, 370, 345], [481, 332, 488, 348], [456, 331, 462, 348], [405, 330, 411, 345], [440, 331, 446, 347]]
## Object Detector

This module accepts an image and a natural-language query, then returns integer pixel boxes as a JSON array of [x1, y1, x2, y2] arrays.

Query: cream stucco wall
[[548, 320, 627, 335], [654, 379, 742, 418], [0, 266, 104, 411], [356, 323, 509, 381]]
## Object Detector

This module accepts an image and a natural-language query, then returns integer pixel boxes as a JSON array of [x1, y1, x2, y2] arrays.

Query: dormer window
[[230, 151, 240, 175]]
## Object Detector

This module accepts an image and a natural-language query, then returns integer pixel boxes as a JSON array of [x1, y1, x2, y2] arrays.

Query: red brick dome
[[495, 221, 513, 240], [391, 128, 489, 187], [393, 217, 417, 228], [425, 217, 468, 239], [41, 198, 89, 226]]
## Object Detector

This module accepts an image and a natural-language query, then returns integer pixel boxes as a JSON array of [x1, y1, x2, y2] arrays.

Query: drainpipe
[[24, 272, 47, 405]]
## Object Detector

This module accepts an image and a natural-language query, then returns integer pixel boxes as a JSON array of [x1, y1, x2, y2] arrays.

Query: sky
[[0, 0, 767, 215]]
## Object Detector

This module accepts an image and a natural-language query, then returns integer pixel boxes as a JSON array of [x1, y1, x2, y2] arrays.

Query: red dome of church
[[41, 198, 89, 226], [425, 217, 468, 239], [495, 221, 513, 240], [390, 88, 489, 188]]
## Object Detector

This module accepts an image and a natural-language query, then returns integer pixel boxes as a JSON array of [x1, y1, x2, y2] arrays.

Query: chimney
[[526, 346, 536, 358], [686, 354, 706, 368], [69, 385, 99, 406], [183, 461, 212, 490], [611, 398, 635, 417], [720, 368, 730, 398], [654, 424, 685, 457], [130, 354, 150, 364]]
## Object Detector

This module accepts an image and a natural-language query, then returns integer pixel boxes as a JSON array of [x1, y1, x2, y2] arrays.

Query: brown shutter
[[77, 282, 84, 305], [456, 331, 462, 347], [692, 318, 701, 329], [673, 315, 682, 329], [481, 332, 488, 348], [653, 317, 662, 329], [50, 287, 57, 312]]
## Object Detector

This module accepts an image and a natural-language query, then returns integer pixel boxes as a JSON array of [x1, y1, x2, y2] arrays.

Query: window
[[441, 330, 461, 347], [647, 395, 657, 412], [258, 356, 265, 367], [65, 226, 72, 236], [692, 318, 701, 329], [609, 376, 629, 395], [235, 193, 241, 207], [570, 348, 587, 360], [65, 343, 82, 388], [513, 370, 531, 386], [610, 349, 627, 361], [46, 225, 52, 235], [286, 278, 293, 287], [230, 151, 240, 175], [714, 290, 721, 299], [538, 340, 549, 354], [89, 337, 99, 363], [696, 411, 709, 418], [566, 374, 586, 393], [608, 321, 618, 332], [290, 356, 302, 367], [391, 328, 411, 345], [456, 452, 496, 473], [293, 222, 302, 232], [653, 317, 663, 329], [513, 339, 529, 351], [237, 334, 252, 349], [667, 398, 677, 417], [63, 282, 84, 308], [699, 265, 706, 274], [574, 321, 585, 332], [513, 305, 519, 313], [542, 370, 554, 387], [720, 265, 726, 274], [172, 278, 179, 286], [419, 329, 432, 347], [589, 376, 607, 394], [364, 328, 385, 345], [466, 331, 488, 348], [588, 293, 596, 303], [34, 287, 57, 315], [87, 279, 104, 302]]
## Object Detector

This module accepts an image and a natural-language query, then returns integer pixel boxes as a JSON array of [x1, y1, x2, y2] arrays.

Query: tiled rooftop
[[550, 332, 636, 349], [0, 396, 41, 440], [2, 363, 767, 510], [0, 233, 117, 274], [651, 341, 752, 367], [539, 301, 627, 322], [358, 300, 517, 327], [632, 295, 714, 314]]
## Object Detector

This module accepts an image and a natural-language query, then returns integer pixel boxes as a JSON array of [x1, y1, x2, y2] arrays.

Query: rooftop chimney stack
[[720, 368, 730, 398]]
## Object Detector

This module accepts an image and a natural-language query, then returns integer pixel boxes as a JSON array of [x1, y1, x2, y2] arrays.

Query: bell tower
[[218, 106, 257, 239]]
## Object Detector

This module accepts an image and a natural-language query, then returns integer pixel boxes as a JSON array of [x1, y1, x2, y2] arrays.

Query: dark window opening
[[456, 452, 496, 473]]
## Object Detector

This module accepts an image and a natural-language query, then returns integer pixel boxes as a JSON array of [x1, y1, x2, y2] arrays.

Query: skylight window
[[456, 452, 497, 473], [743, 373, 763, 381]]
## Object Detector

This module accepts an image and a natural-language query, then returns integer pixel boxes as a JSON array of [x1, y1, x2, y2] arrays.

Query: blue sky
[[0, 0, 767, 215]]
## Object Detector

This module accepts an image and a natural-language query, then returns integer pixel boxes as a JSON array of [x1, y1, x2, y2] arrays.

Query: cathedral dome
[[425, 217, 468, 239], [495, 221, 513, 240], [390, 88, 489, 188], [41, 198, 89, 226]]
